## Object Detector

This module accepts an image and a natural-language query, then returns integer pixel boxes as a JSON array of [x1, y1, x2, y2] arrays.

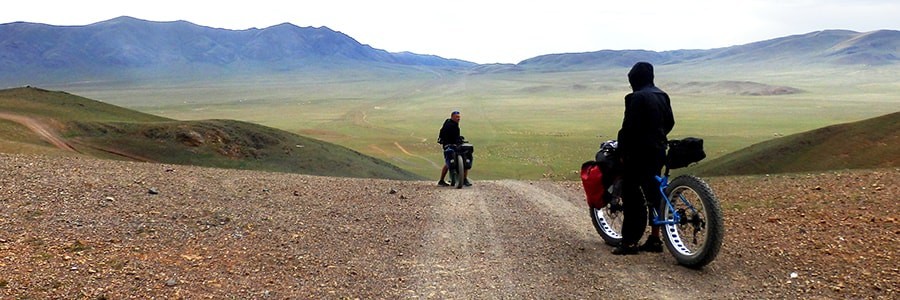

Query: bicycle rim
[[664, 185, 711, 258], [590, 198, 624, 245]]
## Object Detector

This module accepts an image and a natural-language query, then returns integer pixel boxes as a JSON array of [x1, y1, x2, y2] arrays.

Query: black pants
[[620, 150, 665, 245]]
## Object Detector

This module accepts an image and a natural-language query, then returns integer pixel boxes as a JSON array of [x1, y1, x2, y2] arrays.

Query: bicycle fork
[[651, 174, 699, 227]]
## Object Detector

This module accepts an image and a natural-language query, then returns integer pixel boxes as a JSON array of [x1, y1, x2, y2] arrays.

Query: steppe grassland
[[70, 65, 900, 180]]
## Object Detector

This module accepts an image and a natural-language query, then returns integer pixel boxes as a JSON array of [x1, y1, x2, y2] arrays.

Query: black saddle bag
[[666, 137, 706, 169]]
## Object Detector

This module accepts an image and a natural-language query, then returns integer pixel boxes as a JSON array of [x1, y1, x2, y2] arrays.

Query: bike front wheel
[[661, 175, 724, 268], [590, 196, 624, 246], [455, 153, 465, 189]]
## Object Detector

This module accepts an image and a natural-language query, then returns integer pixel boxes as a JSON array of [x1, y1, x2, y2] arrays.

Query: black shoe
[[639, 236, 663, 253], [464, 179, 472, 186], [611, 244, 639, 255], [437, 180, 450, 186]]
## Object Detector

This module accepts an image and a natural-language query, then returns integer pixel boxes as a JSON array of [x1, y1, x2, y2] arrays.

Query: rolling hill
[[690, 111, 900, 176], [0, 86, 421, 180]]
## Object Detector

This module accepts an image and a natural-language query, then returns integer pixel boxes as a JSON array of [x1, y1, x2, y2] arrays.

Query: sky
[[2, 0, 898, 64]]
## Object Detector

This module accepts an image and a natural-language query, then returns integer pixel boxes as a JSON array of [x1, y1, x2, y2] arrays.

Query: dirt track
[[0, 113, 77, 152], [411, 180, 719, 299], [0, 154, 896, 299]]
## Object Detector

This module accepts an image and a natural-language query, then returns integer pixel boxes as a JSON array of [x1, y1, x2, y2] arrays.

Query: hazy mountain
[[0, 16, 475, 84], [0, 16, 896, 84], [518, 49, 707, 69], [518, 30, 899, 70]]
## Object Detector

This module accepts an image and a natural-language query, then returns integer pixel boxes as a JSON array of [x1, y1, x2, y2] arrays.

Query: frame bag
[[667, 137, 706, 169]]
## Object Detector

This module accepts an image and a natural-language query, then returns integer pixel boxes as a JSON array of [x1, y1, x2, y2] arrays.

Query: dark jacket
[[438, 118, 460, 146], [616, 62, 675, 158]]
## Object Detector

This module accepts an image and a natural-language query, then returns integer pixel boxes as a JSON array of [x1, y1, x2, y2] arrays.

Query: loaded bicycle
[[445, 138, 474, 189], [581, 138, 723, 268]]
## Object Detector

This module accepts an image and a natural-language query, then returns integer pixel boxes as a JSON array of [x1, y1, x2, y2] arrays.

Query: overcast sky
[[3, 0, 898, 64]]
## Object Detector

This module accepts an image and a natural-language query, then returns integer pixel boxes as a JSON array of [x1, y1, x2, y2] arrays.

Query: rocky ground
[[0, 153, 896, 299]]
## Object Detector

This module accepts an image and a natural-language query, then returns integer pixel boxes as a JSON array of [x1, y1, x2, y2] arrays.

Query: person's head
[[450, 111, 461, 123], [628, 61, 655, 91]]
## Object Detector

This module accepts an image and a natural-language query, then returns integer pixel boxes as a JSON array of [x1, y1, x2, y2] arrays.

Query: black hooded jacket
[[438, 118, 460, 146], [616, 62, 675, 159]]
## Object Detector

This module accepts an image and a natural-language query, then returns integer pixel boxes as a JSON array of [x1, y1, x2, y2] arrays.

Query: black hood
[[628, 61, 655, 91]]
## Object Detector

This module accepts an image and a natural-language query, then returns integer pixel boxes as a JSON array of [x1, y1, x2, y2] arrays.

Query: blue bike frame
[[649, 174, 696, 226]]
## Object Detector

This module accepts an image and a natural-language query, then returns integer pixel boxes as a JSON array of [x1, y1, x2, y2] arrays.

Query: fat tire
[[455, 153, 465, 189], [662, 175, 724, 268], [589, 201, 624, 246]]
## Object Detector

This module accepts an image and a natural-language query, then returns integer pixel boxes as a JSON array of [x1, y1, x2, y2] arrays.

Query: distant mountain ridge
[[519, 29, 899, 70], [0, 16, 474, 84], [0, 16, 897, 85]]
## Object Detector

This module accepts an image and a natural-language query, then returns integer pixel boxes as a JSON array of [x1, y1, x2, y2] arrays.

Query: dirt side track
[[0, 154, 896, 299], [0, 113, 77, 152]]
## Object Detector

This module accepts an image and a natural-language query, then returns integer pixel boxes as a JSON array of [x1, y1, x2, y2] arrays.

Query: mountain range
[[519, 29, 900, 70], [0, 16, 475, 85], [1, 16, 898, 86], [1, 16, 476, 67]]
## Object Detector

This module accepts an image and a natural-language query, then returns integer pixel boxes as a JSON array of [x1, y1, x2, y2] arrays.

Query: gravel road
[[0, 154, 896, 299]]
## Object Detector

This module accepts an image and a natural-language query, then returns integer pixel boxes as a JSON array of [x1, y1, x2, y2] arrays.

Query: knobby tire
[[455, 153, 465, 189], [662, 175, 724, 268]]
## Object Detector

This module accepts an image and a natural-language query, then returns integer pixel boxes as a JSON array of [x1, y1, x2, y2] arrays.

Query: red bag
[[580, 161, 606, 209]]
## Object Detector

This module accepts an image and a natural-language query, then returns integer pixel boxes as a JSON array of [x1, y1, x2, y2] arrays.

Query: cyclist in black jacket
[[613, 62, 675, 255], [437, 111, 466, 186]]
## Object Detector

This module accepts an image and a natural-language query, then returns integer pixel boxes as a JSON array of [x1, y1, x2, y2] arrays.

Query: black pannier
[[595, 140, 621, 186], [581, 140, 621, 208], [666, 137, 706, 169]]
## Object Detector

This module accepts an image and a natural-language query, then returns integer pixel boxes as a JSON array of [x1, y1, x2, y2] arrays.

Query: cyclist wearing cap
[[436, 111, 469, 186]]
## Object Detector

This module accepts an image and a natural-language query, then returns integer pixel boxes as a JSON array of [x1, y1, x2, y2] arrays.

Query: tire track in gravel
[[411, 180, 710, 299], [494, 180, 595, 237], [410, 184, 518, 298], [494, 180, 655, 296]]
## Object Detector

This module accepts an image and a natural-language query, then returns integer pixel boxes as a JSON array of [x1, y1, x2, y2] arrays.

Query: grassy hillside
[[690, 111, 900, 176], [0, 87, 421, 180], [0, 86, 171, 122], [58, 62, 896, 180]]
